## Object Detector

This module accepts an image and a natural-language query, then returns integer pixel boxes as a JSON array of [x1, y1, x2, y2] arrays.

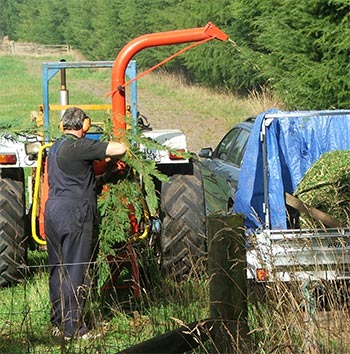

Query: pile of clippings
[[295, 150, 350, 227]]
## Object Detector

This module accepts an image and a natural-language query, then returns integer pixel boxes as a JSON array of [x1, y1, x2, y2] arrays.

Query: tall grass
[[0, 250, 210, 353], [4, 250, 350, 353]]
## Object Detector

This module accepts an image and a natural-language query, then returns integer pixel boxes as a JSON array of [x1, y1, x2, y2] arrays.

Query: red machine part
[[108, 23, 228, 296], [111, 22, 228, 135]]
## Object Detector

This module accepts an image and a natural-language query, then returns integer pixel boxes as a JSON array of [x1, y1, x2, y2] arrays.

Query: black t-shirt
[[56, 134, 108, 176]]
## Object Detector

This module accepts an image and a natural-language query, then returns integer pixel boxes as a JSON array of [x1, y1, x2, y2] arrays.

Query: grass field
[[0, 53, 279, 150], [1, 54, 350, 354]]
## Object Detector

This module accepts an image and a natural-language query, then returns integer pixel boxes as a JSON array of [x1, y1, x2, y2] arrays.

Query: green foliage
[[0, 0, 21, 40], [62, 0, 95, 55], [232, 0, 350, 109], [7, 0, 350, 109], [96, 124, 170, 289], [15, 0, 67, 44]]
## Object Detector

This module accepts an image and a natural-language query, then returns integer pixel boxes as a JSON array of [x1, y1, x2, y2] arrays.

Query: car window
[[227, 129, 250, 166], [215, 128, 241, 161]]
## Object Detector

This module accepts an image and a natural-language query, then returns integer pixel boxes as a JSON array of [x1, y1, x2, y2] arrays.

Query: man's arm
[[105, 142, 127, 158]]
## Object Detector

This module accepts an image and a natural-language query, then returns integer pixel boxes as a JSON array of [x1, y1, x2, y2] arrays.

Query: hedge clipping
[[295, 150, 350, 227]]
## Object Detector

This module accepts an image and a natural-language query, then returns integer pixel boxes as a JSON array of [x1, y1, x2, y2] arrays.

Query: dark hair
[[61, 107, 87, 130]]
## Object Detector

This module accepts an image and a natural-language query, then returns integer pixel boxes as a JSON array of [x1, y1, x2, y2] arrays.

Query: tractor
[[0, 22, 228, 289]]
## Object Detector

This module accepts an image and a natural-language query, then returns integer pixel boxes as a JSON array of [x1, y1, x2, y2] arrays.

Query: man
[[44, 107, 127, 339]]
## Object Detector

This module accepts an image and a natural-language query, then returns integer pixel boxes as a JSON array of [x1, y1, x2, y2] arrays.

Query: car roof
[[233, 116, 255, 131]]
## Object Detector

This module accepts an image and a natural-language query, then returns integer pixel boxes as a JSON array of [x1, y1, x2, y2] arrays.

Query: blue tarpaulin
[[234, 109, 350, 230]]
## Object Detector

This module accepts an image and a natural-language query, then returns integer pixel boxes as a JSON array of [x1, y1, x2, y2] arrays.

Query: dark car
[[198, 117, 254, 215]]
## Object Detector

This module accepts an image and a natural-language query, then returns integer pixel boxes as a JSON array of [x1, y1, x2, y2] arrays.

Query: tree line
[[1, 0, 349, 110]]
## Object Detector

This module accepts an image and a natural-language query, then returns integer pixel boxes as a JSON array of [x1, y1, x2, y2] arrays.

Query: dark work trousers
[[45, 197, 95, 337]]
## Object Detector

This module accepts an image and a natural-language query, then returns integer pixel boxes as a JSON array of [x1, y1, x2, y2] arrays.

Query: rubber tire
[[0, 168, 27, 287], [159, 161, 206, 280]]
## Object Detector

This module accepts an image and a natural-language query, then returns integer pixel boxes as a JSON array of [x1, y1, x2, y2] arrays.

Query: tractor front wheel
[[0, 168, 27, 287]]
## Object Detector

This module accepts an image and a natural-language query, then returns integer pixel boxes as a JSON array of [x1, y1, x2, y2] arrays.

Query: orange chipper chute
[[111, 22, 228, 136]]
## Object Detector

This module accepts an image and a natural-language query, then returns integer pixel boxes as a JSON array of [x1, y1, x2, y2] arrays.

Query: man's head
[[60, 107, 90, 133]]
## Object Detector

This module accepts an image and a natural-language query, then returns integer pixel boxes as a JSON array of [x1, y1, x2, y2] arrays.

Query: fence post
[[207, 213, 251, 353]]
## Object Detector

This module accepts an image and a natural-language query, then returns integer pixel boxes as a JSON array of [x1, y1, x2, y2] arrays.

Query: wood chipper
[[0, 22, 228, 289]]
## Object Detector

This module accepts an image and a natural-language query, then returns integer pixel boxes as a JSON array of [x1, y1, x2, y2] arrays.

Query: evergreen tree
[[88, 0, 121, 60], [62, 0, 95, 57], [5, 0, 350, 109], [231, 0, 350, 109], [16, 0, 67, 44], [116, 0, 184, 70], [0, 0, 21, 40], [166, 0, 243, 88]]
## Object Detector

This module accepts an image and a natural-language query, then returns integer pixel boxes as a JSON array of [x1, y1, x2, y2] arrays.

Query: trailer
[[234, 109, 350, 285]]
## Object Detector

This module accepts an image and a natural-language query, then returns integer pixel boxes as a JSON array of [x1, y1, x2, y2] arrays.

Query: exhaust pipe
[[59, 59, 69, 117]]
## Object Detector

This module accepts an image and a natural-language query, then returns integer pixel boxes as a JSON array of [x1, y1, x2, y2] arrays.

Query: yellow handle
[[132, 169, 151, 241], [31, 143, 53, 245]]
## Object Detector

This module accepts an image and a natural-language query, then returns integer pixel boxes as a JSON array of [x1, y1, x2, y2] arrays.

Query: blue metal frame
[[42, 60, 137, 141]]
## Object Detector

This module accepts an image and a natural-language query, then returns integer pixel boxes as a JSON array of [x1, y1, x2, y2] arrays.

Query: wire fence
[[3, 242, 350, 353], [0, 252, 209, 353], [0, 41, 70, 56]]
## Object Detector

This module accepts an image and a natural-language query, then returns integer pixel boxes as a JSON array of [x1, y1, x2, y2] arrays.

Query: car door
[[200, 126, 250, 215], [225, 128, 250, 204]]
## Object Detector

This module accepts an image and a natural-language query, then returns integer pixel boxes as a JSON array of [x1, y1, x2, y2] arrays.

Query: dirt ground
[[129, 72, 252, 153]]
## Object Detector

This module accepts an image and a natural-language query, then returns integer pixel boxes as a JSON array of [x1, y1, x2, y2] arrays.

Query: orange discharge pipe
[[111, 22, 228, 135]]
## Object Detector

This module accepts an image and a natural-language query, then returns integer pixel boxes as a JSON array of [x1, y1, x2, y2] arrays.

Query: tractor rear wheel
[[0, 168, 27, 287], [159, 161, 206, 279]]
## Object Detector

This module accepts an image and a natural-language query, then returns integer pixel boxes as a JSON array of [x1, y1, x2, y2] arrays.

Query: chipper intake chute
[[111, 22, 228, 134]]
